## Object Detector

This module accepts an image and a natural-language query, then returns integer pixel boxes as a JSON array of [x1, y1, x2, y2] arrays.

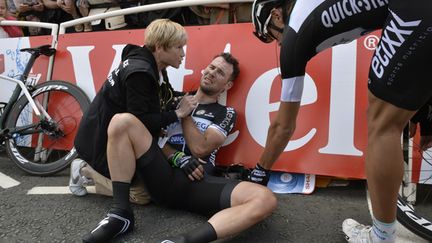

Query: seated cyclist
[[69, 53, 240, 206]]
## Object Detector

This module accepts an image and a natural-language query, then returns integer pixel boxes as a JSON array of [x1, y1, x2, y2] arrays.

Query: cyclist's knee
[[107, 113, 139, 137], [367, 95, 413, 138]]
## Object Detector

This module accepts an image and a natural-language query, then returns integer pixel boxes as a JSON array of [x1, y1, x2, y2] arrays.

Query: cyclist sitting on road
[[250, 0, 432, 242], [72, 18, 276, 243], [70, 54, 241, 206]]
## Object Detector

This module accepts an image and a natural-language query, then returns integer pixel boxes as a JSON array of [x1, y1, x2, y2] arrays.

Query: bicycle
[[397, 128, 432, 241], [0, 44, 90, 176]]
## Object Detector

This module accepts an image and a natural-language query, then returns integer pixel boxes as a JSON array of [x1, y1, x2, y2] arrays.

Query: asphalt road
[[0, 152, 426, 243]]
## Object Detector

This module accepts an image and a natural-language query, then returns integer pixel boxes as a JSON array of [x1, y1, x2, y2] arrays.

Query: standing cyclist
[[250, 0, 432, 242]]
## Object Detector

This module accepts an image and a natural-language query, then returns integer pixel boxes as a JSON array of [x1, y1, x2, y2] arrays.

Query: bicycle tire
[[396, 132, 432, 241], [4, 80, 90, 176], [397, 195, 432, 241]]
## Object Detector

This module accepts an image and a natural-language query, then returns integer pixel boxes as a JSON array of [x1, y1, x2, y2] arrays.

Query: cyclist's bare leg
[[208, 181, 277, 238], [366, 91, 417, 222], [259, 101, 300, 169], [107, 113, 153, 183]]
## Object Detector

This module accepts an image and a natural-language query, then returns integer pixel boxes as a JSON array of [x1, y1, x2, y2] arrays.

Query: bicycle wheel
[[397, 138, 432, 241], [4, 80, 90, 175]]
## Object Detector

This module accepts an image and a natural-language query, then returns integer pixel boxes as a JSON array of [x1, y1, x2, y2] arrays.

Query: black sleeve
[[280, 27, 313, 79], [126, 72, 178, 135]]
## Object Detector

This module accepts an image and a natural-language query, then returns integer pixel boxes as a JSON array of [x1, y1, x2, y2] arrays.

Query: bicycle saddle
[[20, 45, 56, 57]]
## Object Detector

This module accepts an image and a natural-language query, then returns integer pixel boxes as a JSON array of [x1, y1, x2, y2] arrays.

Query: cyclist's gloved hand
[[170, 151, 204, 181], [248, 164, 270, 186]]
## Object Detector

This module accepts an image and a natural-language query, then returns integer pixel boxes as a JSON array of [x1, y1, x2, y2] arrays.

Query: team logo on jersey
[[168, 134, 185, 145], [195, 110, 206, 115], [220, 107, 235, 129], [321, 0, 388, 28]]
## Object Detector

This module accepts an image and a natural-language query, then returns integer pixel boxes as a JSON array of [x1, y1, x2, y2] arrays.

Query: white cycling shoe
[[343, 218, 373, 243], [69, 158, 93, 196]]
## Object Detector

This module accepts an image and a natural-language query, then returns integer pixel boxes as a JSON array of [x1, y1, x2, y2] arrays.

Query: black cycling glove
[[248, 164, 270, 186], [170, 151, 202, 177]]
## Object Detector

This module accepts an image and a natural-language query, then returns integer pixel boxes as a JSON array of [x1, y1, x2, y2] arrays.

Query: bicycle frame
[[0, 52, 52, 138]]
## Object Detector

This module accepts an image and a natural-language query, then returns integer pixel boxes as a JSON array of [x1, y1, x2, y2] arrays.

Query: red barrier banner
[[51, 23, 386, 179]]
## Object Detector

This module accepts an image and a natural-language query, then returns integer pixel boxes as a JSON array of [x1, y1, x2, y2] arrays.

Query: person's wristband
[[169, 151, 185, 167]]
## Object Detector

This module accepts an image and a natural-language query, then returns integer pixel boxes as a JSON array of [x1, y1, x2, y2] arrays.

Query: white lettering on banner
[[67, 46, 96, 99], [245, 69, 317, 151], [110, 45, 126, 74], [166, 45, 193, 91], [218, 44, 232, 106], [217, 43, 240, 147], [319, 41, 362, 156], [364, 34, 380, 50], [67, 45, 126, 100]]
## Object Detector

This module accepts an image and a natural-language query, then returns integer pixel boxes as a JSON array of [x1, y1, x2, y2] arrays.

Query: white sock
[[371, 216, 396, 243]]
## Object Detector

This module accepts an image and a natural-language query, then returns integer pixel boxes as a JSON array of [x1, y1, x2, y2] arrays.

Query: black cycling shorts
[[137, 139, 240, 216], [368, 0, 432, 111]]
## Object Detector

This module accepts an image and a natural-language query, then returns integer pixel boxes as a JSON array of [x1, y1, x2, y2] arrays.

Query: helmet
[[252, 0, 283, 43]]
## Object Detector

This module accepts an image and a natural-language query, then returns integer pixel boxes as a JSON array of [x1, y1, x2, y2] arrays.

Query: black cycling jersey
[[164, 102, 237, 166], [280, 0, 388, 80], [280, 0, 432, 110]]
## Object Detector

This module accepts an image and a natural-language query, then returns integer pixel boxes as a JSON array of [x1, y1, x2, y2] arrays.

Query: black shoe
[[160, 235, 187, 243], [82, 208, 134, 243]]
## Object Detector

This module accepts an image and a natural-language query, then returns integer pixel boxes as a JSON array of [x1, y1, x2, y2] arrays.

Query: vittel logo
[[371, 11, 421, 79], [321, 0, 388, 28]]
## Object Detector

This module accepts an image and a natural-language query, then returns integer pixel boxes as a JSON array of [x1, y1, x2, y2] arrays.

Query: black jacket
[[74, 44, 178, 173]]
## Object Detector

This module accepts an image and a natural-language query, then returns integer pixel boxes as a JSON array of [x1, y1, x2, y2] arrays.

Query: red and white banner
[[3, 23, 418, 180]]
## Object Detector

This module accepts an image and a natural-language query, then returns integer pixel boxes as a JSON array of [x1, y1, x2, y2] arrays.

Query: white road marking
[[0, 172, 20, 188], [27, 186, 96, 194]]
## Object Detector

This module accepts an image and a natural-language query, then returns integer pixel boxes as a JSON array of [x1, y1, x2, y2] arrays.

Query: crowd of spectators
[[0, 0, 252, 38]]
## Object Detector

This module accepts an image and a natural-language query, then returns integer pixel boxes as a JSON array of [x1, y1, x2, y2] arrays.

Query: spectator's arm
[[18, 3, 31, 13], [32, 1, 45, 11], [42, 0, 59, 9]]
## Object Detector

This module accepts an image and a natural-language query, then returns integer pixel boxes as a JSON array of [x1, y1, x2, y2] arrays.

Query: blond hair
[[145, 19, 187, 52]]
